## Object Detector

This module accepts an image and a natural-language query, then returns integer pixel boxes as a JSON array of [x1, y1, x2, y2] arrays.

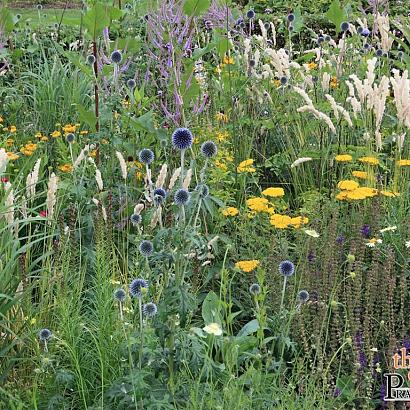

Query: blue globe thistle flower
[[200, 141, 217, 158], [36, 4, 43, 10], [143, 302, 157, 318], [363, 43, 371, 51], [66, 133, 75, 143], [280, 76, 288, 85], [174, 188, 190, 206], [279, 260, 295, 277], [249, 59, 256, 67], [125, 3, 132, 10], [317, 36, 325, 45], [114, 288, 126, 302], [340, 22, 349, 32], [249, 283, 261, 295], [39, 328, 52, 342], [287, 13, 295, 22], [357, 26, 363, 35], [361, 27, 370, 37], [288, 25, 294, 32], [297, 290, 310, 302], [376, 48, 383, 57], [130, 213, 142, 226], [246, 9, 255, 19], [127, 78, 136, 89], [397, 51, 404, 60], [139, 240, 154, 257], [111, 50, 122, 64], [195, 184, 209, 199], [325, 35, 331, 42], [153, 188, 167, 206], [129, 278, 148, 298], [139, 148, 154, 165], [86, 55, 96, 65], [171, 128, 193, 150], [16, 14, 21, 20]]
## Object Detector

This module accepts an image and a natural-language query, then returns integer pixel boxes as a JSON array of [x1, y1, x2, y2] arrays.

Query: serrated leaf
[[326, 0, 347, 34]]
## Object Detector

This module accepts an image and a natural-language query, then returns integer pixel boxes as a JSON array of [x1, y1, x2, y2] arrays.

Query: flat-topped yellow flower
[[262, 187, 285, 197], [352, 171, 367, 179], [235, 260, 260, 272], [9, 125, 16, 133], [51, 130, 61, 138], [270, 214, 292, 229], [337, 180, 359, 191], [380, 190, 400, 198], [358, 156, 379, 165], [290, 216, 309, 228], [237, 159, 256, 173], [246, 197, 270, 212], [221, 207, 239, 217], [397, 159, 410, 166], [335, 154, 352, 162]]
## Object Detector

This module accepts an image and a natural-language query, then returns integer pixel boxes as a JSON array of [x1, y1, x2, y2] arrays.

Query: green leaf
[[77, 104, 97, 132], [83, 2, 110, 39], [201, 291, 221, 324], [183, 0, 211, 16], [129, 111, 155, 134], [237, 319, 259, 337], [326, 0, 347, 34]]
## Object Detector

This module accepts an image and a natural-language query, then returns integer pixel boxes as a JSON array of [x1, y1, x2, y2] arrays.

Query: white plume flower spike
[[116, 151, 127, 180]]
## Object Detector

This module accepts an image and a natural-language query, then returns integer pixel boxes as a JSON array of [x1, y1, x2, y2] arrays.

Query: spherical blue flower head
[[125, 3, 132, 10], [174, 188, 190, 206], [195, 184, 209, 199], [86, 54, 96, 65], [36, 4, 43, 10], [361, 28, 370, 37], [66, 133, 75, 143], [200, 141, 218, 158], [39, 328, 52, 341], [397, 51, 404, 59], [317, 36, 325, 45], [172, 128, 193, 150], [287, 13, 295, 22], [139, 240, 154, 257], [249, 283, 261, 295], [127, 79, 136, 89], [139, 148, 154, 165], [340, 22, 349, 32], [130, 213, 142, 226], [129, 278, 148, 298], [280, 76, 288, 85], [246, 9, 255, 19], [376, 48, 383, 57], [297, 290, 309, 302], [279, 260, 295, 277], [325, 35, 331, 42], [16, 14, 21, 20], [143, 302, 157, 318], [357, 26, 363, 35], [153, 188, 167, 206], [288, 25, 294, 32], [363, 43, 370, 50], [111, 50, 122, 64], [114, 288, 126, 302]]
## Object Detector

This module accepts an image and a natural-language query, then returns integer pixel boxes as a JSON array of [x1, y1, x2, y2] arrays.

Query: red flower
[[39, 210, 47, 217], [1, 177, 9, 183]]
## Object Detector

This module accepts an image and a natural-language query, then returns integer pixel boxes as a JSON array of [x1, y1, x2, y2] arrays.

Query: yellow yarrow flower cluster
[[336, 186, 378, 201], [335, 154, 353, 162], [237, 159, 255, 173], [235, 260, 260, 273], [269, 214, 308, 229], [352, 171, 368, 179], [246, 197, 272, 213], [221, 207, 239, 217], [358, 156, 379, 166], [337, 180, 359, 191], [397, 159, 410, 166], [261, 187, 285, 197], [62, 124, 77, 134]]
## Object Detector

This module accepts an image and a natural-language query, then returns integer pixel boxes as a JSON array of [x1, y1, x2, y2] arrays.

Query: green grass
[[11, 8, 82, 27]]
